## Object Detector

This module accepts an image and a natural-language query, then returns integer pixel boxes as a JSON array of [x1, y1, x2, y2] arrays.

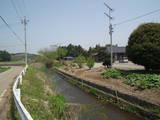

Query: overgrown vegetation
[[86, 57, 95, 69], [74, 56, 86, 68], [101, 68, 121, 79], [21, 66, 66, 119], [0, 66, 10, 73]]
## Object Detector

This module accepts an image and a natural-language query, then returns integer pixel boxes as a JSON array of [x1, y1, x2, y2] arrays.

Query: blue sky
[[0, 0, 160, 53]]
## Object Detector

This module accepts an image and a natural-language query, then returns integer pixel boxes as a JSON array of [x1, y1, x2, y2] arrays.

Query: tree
[[64, 44, 87, 57], [56, 47, 67, 60], [126, 23, 160, 70], [0, 50, 11, 61], [102, 53, 111, 68], [86, 57, 94, 69], [38, 48, 58, 68], [74, 56, 86, 68]]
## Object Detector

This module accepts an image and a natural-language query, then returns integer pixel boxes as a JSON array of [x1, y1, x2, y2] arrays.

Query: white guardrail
[[12, 65, 33, 120]]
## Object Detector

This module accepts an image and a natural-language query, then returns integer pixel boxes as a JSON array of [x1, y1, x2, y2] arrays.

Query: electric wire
[[9, 0, 22, 19], [0, 16, 24, 45], [114, 8, 160, 26]]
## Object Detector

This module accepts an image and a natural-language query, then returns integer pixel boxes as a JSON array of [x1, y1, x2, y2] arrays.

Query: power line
[[0, 16, 24, 45], [9, 0, 22, 19], [114, 8, 160, 26], [0, 22, 20, 29]]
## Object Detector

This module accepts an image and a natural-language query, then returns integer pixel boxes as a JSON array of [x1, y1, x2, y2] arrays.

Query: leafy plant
[[124, 73, 160, 89], [86, 57, 95, 69], [101, 68, 121, 79]]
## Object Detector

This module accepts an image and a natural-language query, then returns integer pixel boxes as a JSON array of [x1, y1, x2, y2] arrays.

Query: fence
[[12, 65, 33, 120]]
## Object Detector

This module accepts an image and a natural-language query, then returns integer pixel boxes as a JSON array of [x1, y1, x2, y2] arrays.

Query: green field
[[0, 66, 10, 73]]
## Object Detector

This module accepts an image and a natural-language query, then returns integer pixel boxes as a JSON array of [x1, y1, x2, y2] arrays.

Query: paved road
[[0, 66, 23, 119]]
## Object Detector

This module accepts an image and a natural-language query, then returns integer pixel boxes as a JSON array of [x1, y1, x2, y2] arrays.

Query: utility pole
[[21, 16, 29, 65], [104, 2, 114, 67]]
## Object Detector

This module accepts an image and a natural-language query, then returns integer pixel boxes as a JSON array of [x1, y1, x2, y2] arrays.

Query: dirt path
[[0, 66, 23, 119]]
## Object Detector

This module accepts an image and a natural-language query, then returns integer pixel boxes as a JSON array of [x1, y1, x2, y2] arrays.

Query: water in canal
[[50, 71, 144, 120]]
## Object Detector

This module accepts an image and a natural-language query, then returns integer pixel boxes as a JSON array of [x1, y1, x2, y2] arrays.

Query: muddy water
[[50, 71, 144, 120]]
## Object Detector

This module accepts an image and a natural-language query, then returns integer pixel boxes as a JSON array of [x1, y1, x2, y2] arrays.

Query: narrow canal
[[50, 71, 144, 120]]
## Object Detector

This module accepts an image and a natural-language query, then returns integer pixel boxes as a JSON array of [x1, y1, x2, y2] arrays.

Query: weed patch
[[101, 68, 121, 79], [21, 66, 66, 119]]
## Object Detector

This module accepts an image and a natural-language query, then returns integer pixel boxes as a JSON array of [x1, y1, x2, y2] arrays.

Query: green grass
[[0, 61, 25, 66], [21, 66, 66, 120], [53, 61, 64, 68], [101, 68, 121, 79], [0, 66, 10, 73]]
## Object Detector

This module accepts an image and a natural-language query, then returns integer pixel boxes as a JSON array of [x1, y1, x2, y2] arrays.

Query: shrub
[[102, 58, 111, 68], [124, 73, 160, 89], [126, 23, 160, 70], [86, 57, 94, 69], [45, 59, 53, 69], [74, 56, 86, 68], [101, 68, 121, 79], [53, 61, 63, 67]]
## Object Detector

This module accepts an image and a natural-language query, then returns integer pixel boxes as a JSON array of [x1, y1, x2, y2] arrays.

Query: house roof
[[106, 46, 126, 53]]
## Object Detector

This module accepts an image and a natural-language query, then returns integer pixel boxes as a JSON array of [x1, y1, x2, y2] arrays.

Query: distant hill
[[11, 53, 38, 61]]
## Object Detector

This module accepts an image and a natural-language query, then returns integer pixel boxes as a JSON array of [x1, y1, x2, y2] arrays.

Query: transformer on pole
[[104, 2, 114, 67]]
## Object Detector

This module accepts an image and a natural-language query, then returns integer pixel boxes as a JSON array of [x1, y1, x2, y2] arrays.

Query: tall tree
[[126, 23, 160, 70]]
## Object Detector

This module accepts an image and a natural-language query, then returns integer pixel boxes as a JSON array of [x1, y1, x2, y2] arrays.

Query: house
[[106, 46, 127, 61]]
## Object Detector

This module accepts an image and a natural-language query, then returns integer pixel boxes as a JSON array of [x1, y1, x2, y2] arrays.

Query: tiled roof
[[106, 46, 126, 53]]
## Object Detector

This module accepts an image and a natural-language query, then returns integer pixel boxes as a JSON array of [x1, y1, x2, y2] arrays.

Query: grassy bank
[[20, 66, 66, 120], [0, 66, 10, 73]]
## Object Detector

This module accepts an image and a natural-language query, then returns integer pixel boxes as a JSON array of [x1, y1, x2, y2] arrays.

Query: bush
[[53, 61, 63, 67], [102, 58, 111, 68], [126, 23, 160, 70], [101, 68, 121, 79], [74, 56, 86, 68], [86, 57, 94, 69], [124, 73, 160, 89], [45, 59, 53, 69]]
